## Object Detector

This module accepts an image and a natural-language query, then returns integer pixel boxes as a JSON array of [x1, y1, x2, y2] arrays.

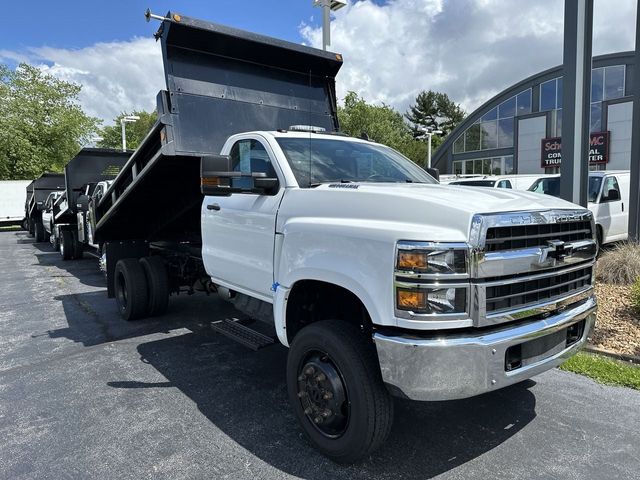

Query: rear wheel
[[51, 229, 60, 251], [60, 230, 74, 260], [114, 259, 149, 321], [287, 320, 394, 463], [72, 230, 83, 259], [34, 222, 45, 243], [140, 256, 169, 317]]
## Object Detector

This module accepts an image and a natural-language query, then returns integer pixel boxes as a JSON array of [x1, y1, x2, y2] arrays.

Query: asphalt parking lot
[[1, 230, 639, 480]]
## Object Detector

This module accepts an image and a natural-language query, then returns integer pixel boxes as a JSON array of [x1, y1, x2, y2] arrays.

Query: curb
[[584, 345, 640, 365]]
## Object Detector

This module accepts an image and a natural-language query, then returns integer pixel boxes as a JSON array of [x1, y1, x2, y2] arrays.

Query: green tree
[[0, 63, 100, 180], [338, 92, 427, 164], [96, 110, 157, 151], [405, 90, 465, 139]]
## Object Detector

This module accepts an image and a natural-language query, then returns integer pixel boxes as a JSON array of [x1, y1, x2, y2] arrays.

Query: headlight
[[396, 286, 467, 314], [396, 242, 468, 276]]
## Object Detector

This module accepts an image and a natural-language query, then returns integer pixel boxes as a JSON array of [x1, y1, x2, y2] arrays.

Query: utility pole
[[120, 115, 140, 152], [418, 127, 443, 168], [560, 0, 593, 206], [628, 0, 640, 241], [313, 0, 347, 51]]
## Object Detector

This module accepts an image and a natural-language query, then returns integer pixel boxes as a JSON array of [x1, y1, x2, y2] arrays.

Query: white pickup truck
[[93, 12, 598, 462]]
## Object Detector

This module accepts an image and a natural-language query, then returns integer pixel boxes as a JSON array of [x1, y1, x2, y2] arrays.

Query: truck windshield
[[528, 176, 602, 203], [275, 137, 437, 187]]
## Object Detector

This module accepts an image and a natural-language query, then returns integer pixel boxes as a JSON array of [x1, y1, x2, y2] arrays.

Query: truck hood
[[277, 183, 585, 242]]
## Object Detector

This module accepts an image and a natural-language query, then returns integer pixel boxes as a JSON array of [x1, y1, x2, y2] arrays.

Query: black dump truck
[[51, 148, 130, 260], [26, 173, 66, 241]]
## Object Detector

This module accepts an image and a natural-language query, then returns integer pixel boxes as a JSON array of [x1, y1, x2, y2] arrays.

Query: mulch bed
[[591, 283, 640, 357]]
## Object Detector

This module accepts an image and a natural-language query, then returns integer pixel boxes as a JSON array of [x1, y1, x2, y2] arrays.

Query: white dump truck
[[93, 12, 598, 462]]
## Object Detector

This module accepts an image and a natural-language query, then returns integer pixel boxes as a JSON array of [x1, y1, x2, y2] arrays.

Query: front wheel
[[60, 230, 74, 260], [287, 320, 394, 463]]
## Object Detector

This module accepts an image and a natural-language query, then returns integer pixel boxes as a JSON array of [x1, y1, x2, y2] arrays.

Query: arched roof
[[431, 51, 635, 171]]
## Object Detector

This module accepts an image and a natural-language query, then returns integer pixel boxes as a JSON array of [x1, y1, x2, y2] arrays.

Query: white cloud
[[1, 0, 636, 125], [1, 37, 164, 125], [300, 0, 637, 115]]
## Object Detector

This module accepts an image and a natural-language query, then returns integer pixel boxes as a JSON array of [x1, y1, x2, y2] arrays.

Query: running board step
[[211, 318, 276, 351]]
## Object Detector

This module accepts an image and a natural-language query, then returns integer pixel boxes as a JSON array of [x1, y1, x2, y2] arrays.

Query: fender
[[273, 226, 397, 346]]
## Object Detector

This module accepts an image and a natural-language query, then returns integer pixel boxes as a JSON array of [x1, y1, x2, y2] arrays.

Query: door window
[[601, 176, 621, 203], [228, 139, 277, 191], [497, 180, 512, 189]]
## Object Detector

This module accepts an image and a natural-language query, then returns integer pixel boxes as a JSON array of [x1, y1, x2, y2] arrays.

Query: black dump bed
[[28, 173, 66, 215], [24, 181, 34, 216], [61, 148, 130, 216], [94, 12, 342, 243]]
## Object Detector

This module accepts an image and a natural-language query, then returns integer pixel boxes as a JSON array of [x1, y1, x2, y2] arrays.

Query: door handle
[[207, 203, 221, 211], [622, 202, 624, 212]]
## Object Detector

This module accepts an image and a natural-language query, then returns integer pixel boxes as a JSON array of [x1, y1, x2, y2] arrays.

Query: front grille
[[486, 265, 593, 312], [485, 221, 592, 252]]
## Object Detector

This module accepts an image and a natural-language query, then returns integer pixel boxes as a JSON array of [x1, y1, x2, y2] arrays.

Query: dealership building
[[432, 52, 634, 176]]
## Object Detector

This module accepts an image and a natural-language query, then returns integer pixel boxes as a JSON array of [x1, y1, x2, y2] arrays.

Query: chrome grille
[[485, 265, 593, 313], [484, 221, 592, 252]]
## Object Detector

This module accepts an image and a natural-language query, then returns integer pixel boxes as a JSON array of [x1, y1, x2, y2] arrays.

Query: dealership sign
[[541, 132, 609, 168]]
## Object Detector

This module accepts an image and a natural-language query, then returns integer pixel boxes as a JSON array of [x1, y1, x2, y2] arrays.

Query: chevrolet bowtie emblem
[[545, 239, 573, 261]]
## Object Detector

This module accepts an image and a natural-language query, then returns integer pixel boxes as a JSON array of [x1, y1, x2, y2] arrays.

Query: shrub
[[632, 277, 640, 311], [596, 242, 640, 285]]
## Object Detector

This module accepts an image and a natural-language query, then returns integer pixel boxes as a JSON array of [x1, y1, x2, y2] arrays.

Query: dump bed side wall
[[31, 174, 66, 213], [95, 13, 342, 243], [63, 149, 130, 215]]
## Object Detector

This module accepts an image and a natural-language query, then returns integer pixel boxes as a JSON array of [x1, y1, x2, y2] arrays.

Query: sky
[[1, 0, 637, 126]]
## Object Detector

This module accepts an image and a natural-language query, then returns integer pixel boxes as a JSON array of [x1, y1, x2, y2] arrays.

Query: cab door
[[598, 175, 625, 242], [201, 137, 284, 301]]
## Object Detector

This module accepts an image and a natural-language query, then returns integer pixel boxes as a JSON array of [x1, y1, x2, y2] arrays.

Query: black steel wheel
[[114, 258, 149, 321], [297, 351, 350, 439], [287, 320, 393, 463], [140, 256, 169, 317], [60, 230, 73, 260]]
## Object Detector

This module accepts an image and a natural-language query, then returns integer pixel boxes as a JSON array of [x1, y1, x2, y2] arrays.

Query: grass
[[0, 225, 21, 231], [560, 352, 640, 390]]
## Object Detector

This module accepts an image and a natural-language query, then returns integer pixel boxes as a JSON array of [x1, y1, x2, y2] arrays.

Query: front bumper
[[374, 295, 596, 401]]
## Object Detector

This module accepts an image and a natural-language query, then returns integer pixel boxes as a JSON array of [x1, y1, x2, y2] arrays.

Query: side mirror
[[603, 188, 620, 202], [253, 177, 279, 194], [201, 154, 279, 196], [426, 167, 440, 181], [201, 154, 234, 196]]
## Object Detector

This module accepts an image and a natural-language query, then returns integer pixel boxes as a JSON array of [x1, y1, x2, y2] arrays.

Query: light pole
[[120, 115, 140, 152], [313, 0, 347, 51], [418, 126, 443, 168]]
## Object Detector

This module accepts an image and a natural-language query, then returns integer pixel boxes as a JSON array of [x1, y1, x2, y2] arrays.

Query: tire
[[60, 230, 74, 260], [287, 320, 394, 463], [140, 256, 169, 317], [72, 230, 83, 259], [28, 218, 34, 237], [51, 230, 60, 251], [34, 222, 45, 243], [114, 259, 149, 321]]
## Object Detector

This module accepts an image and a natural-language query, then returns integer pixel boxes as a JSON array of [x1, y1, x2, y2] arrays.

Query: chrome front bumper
[[374, 295, 596, 401]]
